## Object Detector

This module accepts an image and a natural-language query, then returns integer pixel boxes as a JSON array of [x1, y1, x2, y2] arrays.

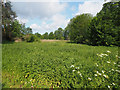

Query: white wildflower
[[76, 67, 79, 69], [112, 83, 115, 85], [72, 70, 75, 72], [118, 65, 120, 67], [108, 85, 110, 88], [107, 61, 110, 63], [96, 71, 99, 73], [78, 71, 80, 74], [95, 63, 98, 66], [116, 70, 120, 73], [99, 55, 103, 57], [113, 62, 116, 64], [104, 54, 108, 56], [103, 74, 109, 79], [111, 69, 114, 71], [97, 53, 108, 57], [107, 50, 111, 53], [94, 74, 97, 76], [102, 70, 105, 73], [70, 65, 74, 68], [88, 77, 92, 81], [98, 73, 101, 76], [116, 55, 118, 58], [79, 73, 82, 77]]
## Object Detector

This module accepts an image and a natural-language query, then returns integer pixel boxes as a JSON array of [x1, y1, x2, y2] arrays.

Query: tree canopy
[[2, 1, 33, 41], [88, 1, 120, 46], [67, 13, 93, 43]]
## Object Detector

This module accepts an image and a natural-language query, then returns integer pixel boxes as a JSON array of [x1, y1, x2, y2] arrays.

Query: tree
[[49, 32, 55, 39], [26, 27, 32, 34], [2, 0, 17, 40], [54, 27, 64, 40], [104, 0, 120, 2], [67, 13, 92, 43], [11, 19, 22, 38], [43, 32, 49, 39], [2, 0, 33, 42], [88, 1, 120, 46], [35, 32, 41, 38], [63, 27, 70, 40]]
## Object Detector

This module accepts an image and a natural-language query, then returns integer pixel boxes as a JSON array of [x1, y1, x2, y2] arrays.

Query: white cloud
[[11, 1, 67, 19], [76, 1, 104, 16], [30, 24, 41, 32], [30, 14, 69, 34], [16, 17, 29, 24]]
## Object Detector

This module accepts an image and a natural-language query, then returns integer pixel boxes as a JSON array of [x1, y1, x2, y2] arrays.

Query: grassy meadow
[[2, 41, 119, 88]]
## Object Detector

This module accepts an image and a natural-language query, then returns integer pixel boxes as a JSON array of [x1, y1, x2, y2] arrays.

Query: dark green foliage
[[2, 1, 33, 42], [67, 14, 92, 43], [25, 35, 39, 42], [49, 32, 55, 39], [43, 32, 49, 39], [88, 1, 120, 46], [2, 1, 17, 41], [54, 28, 64, 40], [26, 35, 35, 42], [35, 32, 41, 38], [11, 20, 22, 38], [63, 27, 70, 40]]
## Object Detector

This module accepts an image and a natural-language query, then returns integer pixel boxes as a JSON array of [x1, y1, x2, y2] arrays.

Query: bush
[[67, 14, 92, 43], [25, 35, 40, 42], [88, 2, 120, 46]]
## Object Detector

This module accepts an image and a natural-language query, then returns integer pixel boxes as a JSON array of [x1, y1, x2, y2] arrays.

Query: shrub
[[25, 35, 40, 42]]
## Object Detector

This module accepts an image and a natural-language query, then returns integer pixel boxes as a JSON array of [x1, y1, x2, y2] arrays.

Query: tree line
[[34, 27, 68, 40], [40, 1, 120, 46], [2, 0, 120, 46]]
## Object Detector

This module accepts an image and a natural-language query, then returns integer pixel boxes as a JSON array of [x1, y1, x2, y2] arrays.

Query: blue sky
[[10, 0, 106, 34]]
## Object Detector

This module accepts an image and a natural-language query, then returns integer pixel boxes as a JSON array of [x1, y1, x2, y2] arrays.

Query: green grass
[[2, 41, 119, 88]]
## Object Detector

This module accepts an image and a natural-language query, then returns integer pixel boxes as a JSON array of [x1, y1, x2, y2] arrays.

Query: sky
[[9, 0, 108, 34]]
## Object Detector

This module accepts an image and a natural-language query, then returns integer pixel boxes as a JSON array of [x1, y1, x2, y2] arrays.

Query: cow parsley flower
[[98, 73, 101, 76], [107, 50, 111, 53], [116, 55, 118, 58], [88, 77, 92, 81], [112, 83, 115, 85], [95, 63, 98, 66], [72, 70, 75, 72], [111, 69, 114, 71], [102, 70, 105, 73], [104, 54, 108, 56], [107, 61, 110, 63], [94, 74, 97, 76], [96, 71, 99, 73], [113, 62, 116, 64], [116, 70, 120, 73], [103, 74, 109, 79], [108, 85, 110, 88], [80, 73, 82, 77], [70, 65, 74, 68], [76, 67, 79, 69]]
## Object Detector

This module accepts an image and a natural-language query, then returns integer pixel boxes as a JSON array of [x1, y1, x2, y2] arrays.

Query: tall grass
[[2, 41, 119, 88]]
